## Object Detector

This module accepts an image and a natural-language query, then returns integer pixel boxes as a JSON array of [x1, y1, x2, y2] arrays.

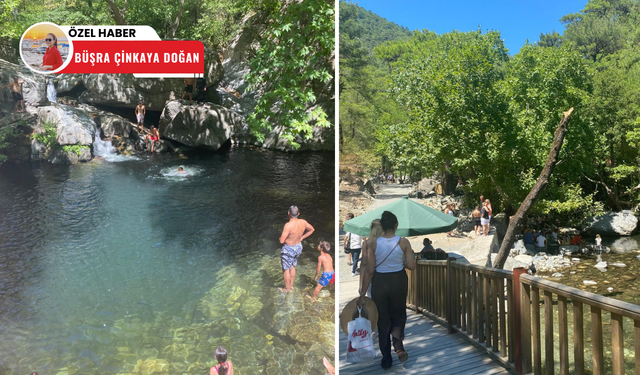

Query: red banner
[[59, 41, 204, 74]]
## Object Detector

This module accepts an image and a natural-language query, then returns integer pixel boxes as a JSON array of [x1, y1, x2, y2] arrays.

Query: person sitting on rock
[[145, 126, 160, 152], [182, 77, 195, 104], [210, 346, 233, 375], [309, 241, 334, 301]]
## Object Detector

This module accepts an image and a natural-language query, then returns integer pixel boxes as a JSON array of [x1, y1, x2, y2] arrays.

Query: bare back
[[280, 218, 314, 245], [318, 252, 333, 272]]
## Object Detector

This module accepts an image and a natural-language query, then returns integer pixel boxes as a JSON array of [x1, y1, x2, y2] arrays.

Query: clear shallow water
[[0, 148, 335, 375]]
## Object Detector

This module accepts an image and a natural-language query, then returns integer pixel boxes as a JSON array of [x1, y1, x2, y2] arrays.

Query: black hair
[[347, 213, 354, 219], [423, 238, 431, 245], [288, 205, 299, 218], [380, 211, 398, 231], [319, 241, 330, 253], [46, 33, 57, 48], [215, 346, 228, 375]]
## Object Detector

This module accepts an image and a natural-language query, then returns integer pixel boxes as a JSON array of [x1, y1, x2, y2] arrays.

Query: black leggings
[[371, 270, 408, 367]]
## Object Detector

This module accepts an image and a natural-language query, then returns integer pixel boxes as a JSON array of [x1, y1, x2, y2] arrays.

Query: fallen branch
[[493, 108, 574, 269]]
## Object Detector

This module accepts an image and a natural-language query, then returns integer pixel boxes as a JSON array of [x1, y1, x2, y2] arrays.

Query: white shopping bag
[[346, 307, 377, 363]]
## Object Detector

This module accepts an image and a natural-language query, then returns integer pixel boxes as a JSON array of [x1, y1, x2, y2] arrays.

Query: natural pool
[[0, 147, 335, 375]]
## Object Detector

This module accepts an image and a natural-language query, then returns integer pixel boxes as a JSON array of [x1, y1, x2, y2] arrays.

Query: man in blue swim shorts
[[309, 241, 334, 301], [279, 205, 315, 293]]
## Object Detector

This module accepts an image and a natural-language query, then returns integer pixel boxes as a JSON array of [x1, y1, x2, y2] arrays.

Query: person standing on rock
[[196, 77, 207, 106], [182, 77, 195, 104], [135, 101, 146, 132], [279, 205, 315, 293], [1, 77, 25, 112], [472, 206, 482, 235]]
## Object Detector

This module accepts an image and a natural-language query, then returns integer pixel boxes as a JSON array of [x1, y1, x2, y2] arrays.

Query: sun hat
[[339, 296, 379, 335]]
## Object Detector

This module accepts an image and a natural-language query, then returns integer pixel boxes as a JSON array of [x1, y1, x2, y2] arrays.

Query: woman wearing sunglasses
[[41, 33, 62, 71]]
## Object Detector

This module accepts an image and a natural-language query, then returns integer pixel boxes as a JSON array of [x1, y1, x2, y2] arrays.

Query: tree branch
[[104, 0, 128, 25], [493, 108, 574, 269]]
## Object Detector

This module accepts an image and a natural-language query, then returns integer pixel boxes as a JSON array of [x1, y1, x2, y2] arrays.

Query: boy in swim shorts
[[135, 101, 145, 132], [309, 241, 334, 301]]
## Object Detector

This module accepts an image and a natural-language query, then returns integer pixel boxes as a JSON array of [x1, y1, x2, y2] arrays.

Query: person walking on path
[[344, 213, 363, 276], [1, 77, 25, 112], [359, 219, 383, 299], [279, 205, 314, 293], [357, 211, 416, 370]]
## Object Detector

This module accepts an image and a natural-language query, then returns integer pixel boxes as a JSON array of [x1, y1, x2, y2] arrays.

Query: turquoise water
[[0, 148, 335, 374]]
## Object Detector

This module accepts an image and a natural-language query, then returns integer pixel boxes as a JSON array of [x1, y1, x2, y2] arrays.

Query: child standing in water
[[309, 241, 334, 301], [211, 346, 233, 375]]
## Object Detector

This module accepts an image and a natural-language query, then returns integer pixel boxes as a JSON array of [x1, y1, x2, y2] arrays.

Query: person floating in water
[[308, 241, 334, 301], [279, 205, 314, 293], [135, 101, 145, 132], [182, 77, 195, 104], [177, 166, 185, 173], [210, 346, 233, 375], [2, 76, 25, 113], [145, 125, 160, 152]]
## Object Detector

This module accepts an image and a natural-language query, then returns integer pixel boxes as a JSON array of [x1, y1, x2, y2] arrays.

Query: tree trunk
[[493, 108, 574, 269], [167, 0, 185, 38], [104, 0, 128, 25], [441, 170, 456, 195]]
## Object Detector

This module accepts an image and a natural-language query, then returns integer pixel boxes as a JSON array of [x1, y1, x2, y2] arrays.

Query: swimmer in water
[[177, 167, 185, 173]]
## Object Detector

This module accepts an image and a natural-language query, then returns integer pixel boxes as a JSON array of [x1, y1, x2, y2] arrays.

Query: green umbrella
[[343, 197, 458, 237]]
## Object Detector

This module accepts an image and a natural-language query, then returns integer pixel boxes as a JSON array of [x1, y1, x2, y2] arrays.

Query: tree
[[245, 0, 334, 148]]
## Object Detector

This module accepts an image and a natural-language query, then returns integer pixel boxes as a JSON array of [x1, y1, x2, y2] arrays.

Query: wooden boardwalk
[[338, 230, 515, 374]]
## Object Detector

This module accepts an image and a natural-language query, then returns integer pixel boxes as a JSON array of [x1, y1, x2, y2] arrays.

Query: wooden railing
[[406, 258, 640, 375]]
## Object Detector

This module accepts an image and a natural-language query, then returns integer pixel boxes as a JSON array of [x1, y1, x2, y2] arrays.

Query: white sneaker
[[352, 272, 359, 277]]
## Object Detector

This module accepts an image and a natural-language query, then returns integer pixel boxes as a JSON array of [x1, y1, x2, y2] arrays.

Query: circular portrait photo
[[20, 22, 72, 74]]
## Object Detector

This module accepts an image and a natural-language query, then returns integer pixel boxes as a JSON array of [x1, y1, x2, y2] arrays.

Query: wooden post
[[492, 277, 499, 352], [513, 267, 526, 375], [413, 265, 419, 313], [611, 313, 624, 375], [447, 257, 455, 333], [472, 270, 478, 339], [592, 306, 604, 375], [500, 277, 507, 357], [522, 282, 532, 373], [544, 290, 554, 375], [558, 295, 569, 375], [485, 274, 492, 348], [635, 319, 640, 375], [574, 302, 584, 375], [479, 273, 485, 343], [532, 286, 541, 375], [508, 279, 515, 363]]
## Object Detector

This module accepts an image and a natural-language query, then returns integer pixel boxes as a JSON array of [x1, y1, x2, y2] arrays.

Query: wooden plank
[[635, 319, 640, 375], [558, 295, 569, 375], [451, 262, 514, 279], [462, 268, 468, 332], [486, 274, 493, 348], [507, 279, 515, 364], [591, 306, 604, 375], [522, 283, 532, 373], [544, 290, 554, 375], [532, 286, 541, 375], [472, 270, 478, 339], [500, 277, 507, 358], [492, 276, 499, 352], [573, 301, 584, 375], [521, 274, 640, 321], [479, 273, 485, 343], [467, 269, 473, 335], [611, 312, 624, 375]]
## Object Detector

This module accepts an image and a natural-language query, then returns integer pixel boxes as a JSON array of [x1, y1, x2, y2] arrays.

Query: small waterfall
[[47, 77, 57, 103], [92, 125, 136, 162]]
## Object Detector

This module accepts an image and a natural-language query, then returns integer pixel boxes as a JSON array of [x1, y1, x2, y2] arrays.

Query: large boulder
[[0, 112, 37, 162], [36, 104, 96, 145], [584, 211, 638, 236], [56, 74, 183, 111], [77, 103, 136, 139], [158, 100, 250, 150], [0, 59, 47, 108]]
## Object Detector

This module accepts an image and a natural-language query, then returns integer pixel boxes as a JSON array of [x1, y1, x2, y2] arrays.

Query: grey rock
[[158, 100, 250, 150], [36, 105, 96, 145], [0, 59, 47, 107], [584, 211, 638, 236]]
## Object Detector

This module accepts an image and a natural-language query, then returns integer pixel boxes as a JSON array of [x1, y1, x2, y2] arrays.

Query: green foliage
[[61, 144, 89, 156], [246, 0, 334, 148], [31, 121, 58, 148], [339, 1, 412, 52]]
